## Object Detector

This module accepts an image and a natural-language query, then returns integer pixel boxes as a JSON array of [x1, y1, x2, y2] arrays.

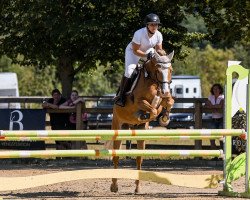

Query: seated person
[[59, 90, 87, 130]]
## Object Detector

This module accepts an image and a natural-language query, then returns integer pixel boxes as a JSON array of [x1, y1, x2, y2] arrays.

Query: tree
[[198, 45, 234, 97], [173, 45, 234, 97], [74, 60, 123, 95], [189, 1, 250, 47], [1, 1, 248, 97], [0, 0, 205, 97], [232, 43, 250, 69], [0, 55, 59, 96]]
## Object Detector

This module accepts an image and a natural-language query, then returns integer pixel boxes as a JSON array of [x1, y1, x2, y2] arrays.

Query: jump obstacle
[[0, 64, 249, 198]]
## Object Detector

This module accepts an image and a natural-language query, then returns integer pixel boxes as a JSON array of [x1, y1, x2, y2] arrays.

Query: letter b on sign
[[9, 110, 24, 130]]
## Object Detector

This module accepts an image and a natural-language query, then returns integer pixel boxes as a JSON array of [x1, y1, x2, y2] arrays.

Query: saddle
[[114, 60, 147, 106], [125, 62, 145, 95]]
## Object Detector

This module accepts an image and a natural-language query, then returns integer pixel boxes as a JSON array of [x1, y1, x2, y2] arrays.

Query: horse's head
[[144, 50, 174, 98]]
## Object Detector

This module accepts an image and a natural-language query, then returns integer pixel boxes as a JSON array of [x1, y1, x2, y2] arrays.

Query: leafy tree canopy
[[0, 1, 249, 96], [0, 55, 59, 96], [189, 0, 250, 47], [0, 0, 205, 96], [174, 45, 235, 97]]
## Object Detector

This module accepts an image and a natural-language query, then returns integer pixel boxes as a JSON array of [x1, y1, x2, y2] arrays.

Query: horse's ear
[[167, 51, 174, 61]]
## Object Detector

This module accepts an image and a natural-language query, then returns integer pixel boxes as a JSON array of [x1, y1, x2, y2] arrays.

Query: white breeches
[[124, 47, 155, 78], [124, 48, 140, 78]]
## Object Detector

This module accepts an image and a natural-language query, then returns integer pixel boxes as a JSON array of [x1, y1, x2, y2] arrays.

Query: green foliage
[[181, 14, 207, 33], [0, 1, 249, 96], [173, 45, 234, 97], [173, 47, 201, 75], [232, 43, 250, 69], [181, 14, 209, 48], [0, 56, 60, 96], [0, 0, 208, 96], [0, 55, 12, 69], [0, 0, 199, 63], [16, 65, 60, 96], [198, 45, 234, 97], [74, 60, 123, 95], [190, 1, 250, 47]]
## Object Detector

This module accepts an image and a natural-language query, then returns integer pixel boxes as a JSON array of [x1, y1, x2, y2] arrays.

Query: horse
[[110, 49, 175, 193]]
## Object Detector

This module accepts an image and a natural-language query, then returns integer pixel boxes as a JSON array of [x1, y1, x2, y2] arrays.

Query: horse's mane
[[156, 49, 167, 56]]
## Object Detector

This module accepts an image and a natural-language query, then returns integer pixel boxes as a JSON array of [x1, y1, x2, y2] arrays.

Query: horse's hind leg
[[135, 124, 146, 193], [111, 123, 130, 192], [110, 111, 122, 192], [135, 140, 145, 193], [110, 140, 122, 192]]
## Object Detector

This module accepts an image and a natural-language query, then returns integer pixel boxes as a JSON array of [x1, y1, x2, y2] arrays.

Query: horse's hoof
[[134, 187, 140, 194], [159, 116, 170, 126], [110, 183, 118, 193]]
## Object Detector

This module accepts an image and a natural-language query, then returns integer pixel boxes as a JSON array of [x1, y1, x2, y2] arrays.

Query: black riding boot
[[115, 76, 130, 107]]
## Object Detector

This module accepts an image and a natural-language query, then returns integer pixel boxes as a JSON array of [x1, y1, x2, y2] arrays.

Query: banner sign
[[0, 109, 46, 150]]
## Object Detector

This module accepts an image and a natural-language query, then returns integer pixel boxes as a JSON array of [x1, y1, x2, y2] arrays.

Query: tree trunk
[[58, 56, 74, 98]]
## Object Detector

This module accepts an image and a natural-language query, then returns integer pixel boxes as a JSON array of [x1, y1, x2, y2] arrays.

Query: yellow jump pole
[[0, 149, 223, 159]]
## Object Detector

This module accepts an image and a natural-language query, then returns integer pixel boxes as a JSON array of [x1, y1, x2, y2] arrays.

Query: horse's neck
[[143, 63, 155, 82], [132, 67, 157, 98]]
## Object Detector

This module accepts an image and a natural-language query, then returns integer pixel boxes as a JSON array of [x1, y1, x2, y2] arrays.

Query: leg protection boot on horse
[[115, 76, 130, 107]]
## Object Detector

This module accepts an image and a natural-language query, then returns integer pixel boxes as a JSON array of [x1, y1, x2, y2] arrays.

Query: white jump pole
[[225, 62, 249, 194]]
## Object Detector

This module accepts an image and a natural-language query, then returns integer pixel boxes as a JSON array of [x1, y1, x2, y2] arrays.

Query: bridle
[[144, 57, 172, 86], [155, 62, 172, 85]]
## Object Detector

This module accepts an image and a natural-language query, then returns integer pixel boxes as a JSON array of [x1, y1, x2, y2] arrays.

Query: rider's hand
[[147, 51, 153, 60]]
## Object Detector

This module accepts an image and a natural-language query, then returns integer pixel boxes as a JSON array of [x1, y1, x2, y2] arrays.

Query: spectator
[[42, 89, 70, 150], [59, 90, 88, 150], [205, 83, 224, 149], [59, 90, 88, 130]]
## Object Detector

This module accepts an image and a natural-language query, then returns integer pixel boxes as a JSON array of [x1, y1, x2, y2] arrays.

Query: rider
[[115, 13, 163, 107]]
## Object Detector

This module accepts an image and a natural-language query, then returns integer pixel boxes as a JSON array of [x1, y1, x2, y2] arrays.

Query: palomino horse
[[110, 50, 175, 193]]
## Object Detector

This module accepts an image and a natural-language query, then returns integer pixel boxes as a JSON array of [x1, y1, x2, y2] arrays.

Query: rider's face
[[147, 23, 159, 33]]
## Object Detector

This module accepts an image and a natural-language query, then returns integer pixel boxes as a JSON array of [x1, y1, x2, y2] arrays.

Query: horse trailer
[[170, 75, 202, 108], [0, 72, 20, 108]]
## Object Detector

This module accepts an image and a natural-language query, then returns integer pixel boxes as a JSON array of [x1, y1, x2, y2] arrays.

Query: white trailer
[[170, 75, 202, 108], [0, 72, 20, 108]]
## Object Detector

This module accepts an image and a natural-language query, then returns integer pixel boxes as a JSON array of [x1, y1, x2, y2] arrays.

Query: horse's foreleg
[[137, 99, 158, 120], [159, 97, 175, 126], [110, 140, 122, 193], [135, 140, 145, 193]]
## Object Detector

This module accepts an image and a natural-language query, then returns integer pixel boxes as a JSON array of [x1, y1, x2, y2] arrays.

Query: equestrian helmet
[[144, 13, 161, 24]]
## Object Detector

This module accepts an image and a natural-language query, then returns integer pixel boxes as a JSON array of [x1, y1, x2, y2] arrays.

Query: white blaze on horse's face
[[155, 51, 174, 96]]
